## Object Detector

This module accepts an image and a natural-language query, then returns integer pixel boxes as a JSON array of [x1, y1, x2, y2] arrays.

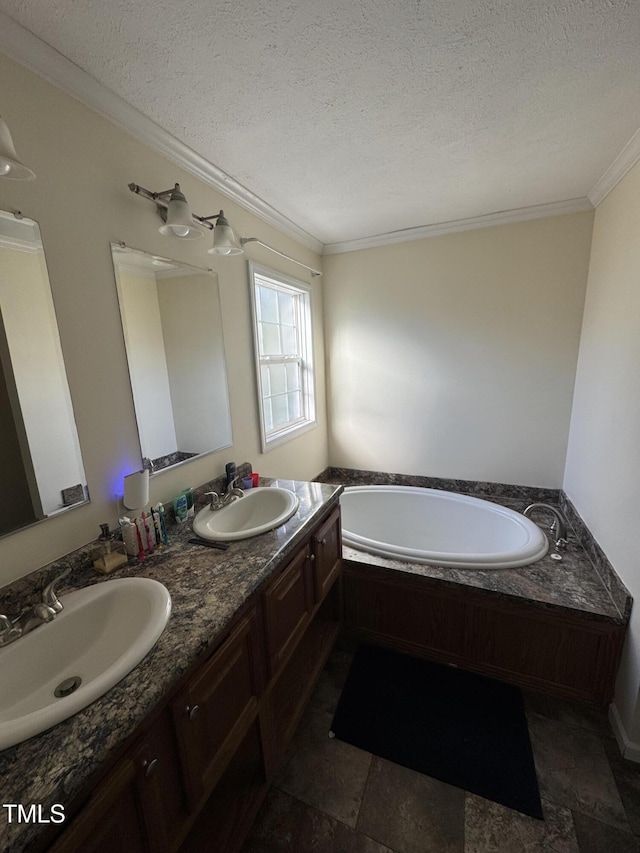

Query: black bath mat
[[330, 644, 542, 819]]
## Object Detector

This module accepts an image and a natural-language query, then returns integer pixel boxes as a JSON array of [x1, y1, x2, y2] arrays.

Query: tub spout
[[522, 503, 568, 551]]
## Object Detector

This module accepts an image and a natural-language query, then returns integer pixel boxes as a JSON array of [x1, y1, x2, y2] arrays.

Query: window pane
[[288, 391, 301, 421], [263, 397, 273, 432], [269, 363, 287, 395], [261, 365, 271, 396], [285, 362, 300, 391], [258, 286, 278, 323], [260, 322, 281, 355], [281, 324, 297, 355], [278, 291, 296, 326], [271, 393, 290, 428]]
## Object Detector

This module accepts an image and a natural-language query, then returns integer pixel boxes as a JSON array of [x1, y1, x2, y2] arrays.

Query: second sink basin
[[0, 577, 171, 751], [193, 486, 299, 541]]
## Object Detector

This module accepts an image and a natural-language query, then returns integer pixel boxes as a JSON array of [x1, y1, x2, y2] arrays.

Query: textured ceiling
[[1, 0, 640, 246]]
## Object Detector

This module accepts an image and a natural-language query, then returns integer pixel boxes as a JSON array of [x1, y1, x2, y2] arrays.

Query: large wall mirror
[[110, 243, 233, 473], [0, 209, 89, 537]]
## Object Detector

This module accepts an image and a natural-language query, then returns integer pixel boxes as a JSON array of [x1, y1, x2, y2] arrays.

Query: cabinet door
[[173, 610, 261, 810], [48, 759, 146, 853], [263, 544, 314, 676], [130, 708, 188, 852], [312, 507, 342, 602]]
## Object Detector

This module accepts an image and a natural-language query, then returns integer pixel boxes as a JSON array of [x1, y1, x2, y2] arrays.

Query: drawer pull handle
[[143, 758, 159, 778], [308, 554, 316, 563], [319, 538, 327, 546], [187, 704, 200, 721]]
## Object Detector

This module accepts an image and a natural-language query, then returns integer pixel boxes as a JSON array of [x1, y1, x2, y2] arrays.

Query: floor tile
[[357, 756, 464, 853], [242, 788, 393, 853], [528, 713, 630, 831], [602, 737, 640, 835], [465, 794, 579, 852], [309, 646, 354, 714], [274, 705, 372, 827], [572, 812, 640, 853], [241, 788, 308, 852], [522, 689, 612, 739]]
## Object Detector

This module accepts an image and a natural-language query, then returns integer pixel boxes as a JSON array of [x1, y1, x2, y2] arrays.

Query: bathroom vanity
[[0, 480, 342, 853]]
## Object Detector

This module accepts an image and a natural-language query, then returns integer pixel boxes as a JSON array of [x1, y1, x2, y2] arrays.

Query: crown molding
[[589, 127, 640, 207], [0, 12, 323, 256], [322, 197, 594, 255]]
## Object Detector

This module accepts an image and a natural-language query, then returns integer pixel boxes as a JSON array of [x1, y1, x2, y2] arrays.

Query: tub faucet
[[0, 568, 70, 647], [522, 503, 568, 551]]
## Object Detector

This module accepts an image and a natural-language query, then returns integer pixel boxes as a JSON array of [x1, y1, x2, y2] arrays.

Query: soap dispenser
[[91, 523, 128, 573]]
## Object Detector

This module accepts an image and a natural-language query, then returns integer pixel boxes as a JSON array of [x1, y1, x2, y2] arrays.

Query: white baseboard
[[609, 703, 640, 763]]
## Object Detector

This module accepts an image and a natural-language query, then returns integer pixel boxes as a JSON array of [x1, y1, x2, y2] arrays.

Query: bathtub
[[340, 485, 549, 569]]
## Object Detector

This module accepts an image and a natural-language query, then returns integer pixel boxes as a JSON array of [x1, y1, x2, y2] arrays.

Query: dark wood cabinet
[[262, 545, 314, 676], [49, 707, 188, 853], [46, 502, 342, 853], [343, 560, 625, 704], [131, 708, 189, 851], [312, 507, 341, 603], [48, 758, 146, 853], [172, 609, 262, 810]]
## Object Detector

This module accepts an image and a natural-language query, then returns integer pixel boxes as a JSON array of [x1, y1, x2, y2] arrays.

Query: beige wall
[[323, 213, 594, 487], [564, 160, 640, 746], [0, 53, 328, 586]]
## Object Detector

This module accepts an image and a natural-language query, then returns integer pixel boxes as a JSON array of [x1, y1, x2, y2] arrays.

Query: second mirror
[[111, 243, 233, 473]]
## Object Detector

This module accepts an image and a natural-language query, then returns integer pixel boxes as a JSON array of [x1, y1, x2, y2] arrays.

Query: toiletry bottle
[[142, 511, 155, 552], [119, 517, 139, 556], [91, 523, 128, 573], [173, 493, 189, 524], [157, 502, 170, 545], [181, 487, 194, 517], [151, 507, 163, 548], [133, 518, 147, 560], [225, 461, 236, 491]]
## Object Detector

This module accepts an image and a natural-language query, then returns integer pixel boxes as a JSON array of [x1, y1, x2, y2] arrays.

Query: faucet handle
[[33, 602, 57, 622], [42, 567, 71, 613], [205, 491, 222, 511], [0, 615, 21, 646]]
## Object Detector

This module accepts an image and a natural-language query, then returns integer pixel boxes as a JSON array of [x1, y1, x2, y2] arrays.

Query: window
[[249, 262, 316, 451]]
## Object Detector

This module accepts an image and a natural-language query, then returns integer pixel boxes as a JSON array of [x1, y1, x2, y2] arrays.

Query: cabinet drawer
[[263, 544, 314, 676], [173, 610, 261, 809], [312, 507, 342, 602]]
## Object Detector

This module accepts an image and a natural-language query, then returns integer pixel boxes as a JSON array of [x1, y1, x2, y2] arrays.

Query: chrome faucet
[[0, 567, 70, 647], [522, 503, 568, 551], [205, 479, 244, 512]]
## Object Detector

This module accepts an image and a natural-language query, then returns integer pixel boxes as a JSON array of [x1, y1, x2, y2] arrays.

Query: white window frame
[[248, 261, 317, 452]]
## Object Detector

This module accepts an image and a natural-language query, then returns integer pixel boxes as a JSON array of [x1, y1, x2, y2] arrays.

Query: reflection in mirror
[[110, 243, 233, 473], [0, 210, 88, 537]]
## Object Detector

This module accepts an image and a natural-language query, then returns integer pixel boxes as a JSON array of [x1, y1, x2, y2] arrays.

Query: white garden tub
[[341, 486, 548, 569]]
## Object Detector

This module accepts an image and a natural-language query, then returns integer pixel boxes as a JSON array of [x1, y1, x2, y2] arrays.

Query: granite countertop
[[342, 494, 630, 625], [0, 479, 342, 853]]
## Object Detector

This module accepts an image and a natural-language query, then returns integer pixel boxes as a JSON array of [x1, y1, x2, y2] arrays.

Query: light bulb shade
[[158, 184, 202, 239], [0, 117, 35, 180], [207, 211, 243, 255]]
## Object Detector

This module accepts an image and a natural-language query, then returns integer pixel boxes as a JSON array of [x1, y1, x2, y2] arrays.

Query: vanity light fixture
[[0, 116, 36, 180], [128, 181, 322, 277]]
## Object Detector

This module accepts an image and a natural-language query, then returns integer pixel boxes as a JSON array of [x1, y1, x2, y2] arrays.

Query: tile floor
[[242, 638, 640, 853]]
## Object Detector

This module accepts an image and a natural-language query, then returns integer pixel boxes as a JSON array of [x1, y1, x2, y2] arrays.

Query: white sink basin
[[0, 577, 171, 751], [192, 486, 299, 541]]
